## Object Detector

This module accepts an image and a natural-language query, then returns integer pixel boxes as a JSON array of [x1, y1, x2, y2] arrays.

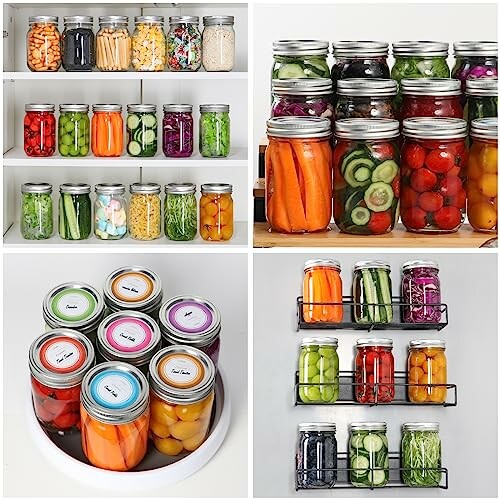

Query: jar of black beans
[[296, 423, 337, 489], [62, 15, 95, 71]]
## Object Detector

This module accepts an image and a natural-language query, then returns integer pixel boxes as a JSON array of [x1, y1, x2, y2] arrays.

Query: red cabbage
[[271, 98, 334, 124], [402, 267, 442, 323], [163, 112, 194, 158]]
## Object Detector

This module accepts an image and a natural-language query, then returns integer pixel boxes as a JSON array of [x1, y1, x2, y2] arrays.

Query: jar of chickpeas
[[131, 16, 166, 71], [199, 183, 233, 241], [27, 16, 61, 72], [129, 183, 162, 240]]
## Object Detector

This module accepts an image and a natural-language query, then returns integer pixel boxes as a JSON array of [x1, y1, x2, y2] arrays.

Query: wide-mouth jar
[[58, 104, 90, 157], [96, 16, 131, 71], [465, 78, 498, 126], [164, 182, 197, 241], [126, 104, 158, 157], [128, 183, 162, 240], [62, 15, 95, 72], [94, 183, 127, 240], [27, 16, 61, 72], [163, 104, 194, 157], [167, 16, 201, 72], [132, 16, 166, 72], [24, 104, 56, 157], [21, 182, 54, 240], [202, 15, 235, 72], [199, 183, 234, 241], [199, 104, 230, 157]]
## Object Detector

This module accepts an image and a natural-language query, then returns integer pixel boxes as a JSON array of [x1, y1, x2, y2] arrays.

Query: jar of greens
[[199, 104, 230, 157], [59, 183, 92, 240], [94, 183, 127, 240], [164, 183, 197, 241], [21, 182, 53, 240], [272, 40, 330, 79], [58, 104, 90, 157], [465, 78, 498, 126], [401, 422, 441, 487], [126, 104, 157, 157]]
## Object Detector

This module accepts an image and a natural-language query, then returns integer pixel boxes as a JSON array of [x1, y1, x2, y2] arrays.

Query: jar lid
[[99, 15, 128, 25], [81, 362, 149, 424], [273, 40, 329, 57], [29, 329, 95, 389], [29, 16, 58, 24], [201, 183, 232, 194], [402, 422, 439, 432], [401, 78, 461, 96], [271, 78, 333, 96], [299, 422, 336, 432], [59, 104, 89, 112], [392, 41, 449, 57], [301, 337, 339, 347], [92, 104, 122, 112], [304, 259, 341, 272], [127, 104, 157, 113], [354, 260, 391, 271], [335, 118, 399, 140], [351, 422, 387, 431], [135, 15, 164, 24], [97, 311, 161, 367], [466, 77, 498, 96], [332, 41, 389, 57], [402, 260, 439, 271], [267, 116, 331, 138], [21, 182, 52, 194], [453, 41, 498, 57], [169, 15, 199, 24], [59, 183, 91, 194], [200, 104, 230, 113], [203, 15, 234, 26], [470, 117, 498, 139], [164, 182, 196, 194], [336, 78, 398, 97], [402, 117, 468, 139], [356, 338, 393, 347], [149, 346, 216, 404], [63, 16, 93, 25], [95, 183, 125, 195], [158, 295, 221, 348], [129, 182, 161, 194], [25, 104, 55, 112], [409, 339, 445, 349], [163, 104, 193, 113]]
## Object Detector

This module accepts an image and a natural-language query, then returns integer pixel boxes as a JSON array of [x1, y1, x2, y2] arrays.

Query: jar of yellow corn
[[131, 16, 166, 72]]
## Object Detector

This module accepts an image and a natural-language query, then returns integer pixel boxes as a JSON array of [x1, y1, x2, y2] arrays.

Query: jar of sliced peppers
[[24, 104, 56, 157], [163, 104, 194, 157]]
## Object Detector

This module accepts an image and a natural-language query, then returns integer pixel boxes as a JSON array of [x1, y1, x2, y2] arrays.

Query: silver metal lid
[[337, 78, 398, 97], [301, 337, 339, 347], [466, 78, 498, 96], [470, 117, 498, 139], [271, 78, 333, 96], [59, 104, 89, 113], [135, 16, 164, 24], [99, 15, 128, 26], [129, 182, 161, 194], [409, 339, 445, 349], [354, 260, 391, 271], [351, 422, 387, 431], [402, 260, 439, 271], [59, 183, 91, 194], [332, 41, 389, 57], [304, 259, 341, 272], [149, 346, 216, 404], [29, 16, 58, 24], [169, 15, 199, 24], [200, 104, 230, 113], [164, 183, 196, 195], [95, 183, 125, 195], [402, 117, 468, 139], [63, 16, 93, 25], [335, 118, 399, 139], [453, 41, 498, 57], [273, 40, 329, 57], [22, 182, 52, 194], [81, 361, 149, 424], [299, 422, 336, 432], [29, 329, 95, 389], [25, 104, 55, 112], [127, 104, 157, 113], [92, 104, 122, 112], [203, 15, 234, 26], [356, 338, 393, 347], [402, 422, 439, 432], [163, 104, 193, 113], [393, 41, 449, 57], [267, 116, 331, 138], [201, 183, 232, 194], [401, 78, 461, 96]]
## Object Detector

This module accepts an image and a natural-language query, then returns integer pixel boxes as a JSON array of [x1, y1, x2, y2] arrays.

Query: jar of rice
[[201, 16, 235, 72]]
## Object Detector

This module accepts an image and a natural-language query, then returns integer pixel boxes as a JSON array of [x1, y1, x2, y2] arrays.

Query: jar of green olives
[[58, 104, 90, 157]]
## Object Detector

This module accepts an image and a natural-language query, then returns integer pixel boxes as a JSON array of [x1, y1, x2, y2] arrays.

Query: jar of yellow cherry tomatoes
[[200, 183, 233, 241], [148, 345, 216, 457], [467, 118, 498, 233]]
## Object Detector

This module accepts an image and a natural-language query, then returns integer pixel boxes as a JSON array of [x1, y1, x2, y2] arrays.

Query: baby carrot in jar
[[91, 104, 123, 157], [199, 183, 233, 241], [27, 16, 61, 72]]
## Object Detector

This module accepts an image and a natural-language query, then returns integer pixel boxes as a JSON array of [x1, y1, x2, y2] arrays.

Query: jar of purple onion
[[162, 104, 194, 158], [401, 260, 441, 323]]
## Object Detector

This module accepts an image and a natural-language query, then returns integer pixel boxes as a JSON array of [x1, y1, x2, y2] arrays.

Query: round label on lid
[[40, 337, 86, 373], [51, 289, 97, 322], [105, 318, 153, 352], [158, 353, 204, 388], [168, 301, 214, 334], [111, 272, 154, 303], [89, 370, 140, 409]]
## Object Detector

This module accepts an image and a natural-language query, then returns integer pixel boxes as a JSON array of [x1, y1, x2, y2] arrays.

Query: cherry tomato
[[425, 149, 454, 174], [418, 192, 444, 212], [391, 176, 400, 198], [449, 188, 466, 209], [370, 142, 394, 161], [52, 411, 79, 430], [401, 187, 419, 208], [434, 206, 462, 230], [55, 386, 81, 400], [402, 143, 426, 169], [410, 168, 437, 192], [365, 351, 378, 367], [439, 176, 462, 197], [368, 211, 392, 234], [402, 206, 427, 230]]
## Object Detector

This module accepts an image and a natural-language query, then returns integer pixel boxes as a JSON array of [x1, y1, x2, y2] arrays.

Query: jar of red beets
[[24, 103, 56, 156]]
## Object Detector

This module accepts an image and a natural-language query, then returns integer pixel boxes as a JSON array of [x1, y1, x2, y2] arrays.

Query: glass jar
[[132, 16, 166, 71], [333, 119, 400, 234], [272, 40, 330, 79], [266, 116, 332, 233], [96, 16, 131, 71], [159, 296, 221, 367], [302, 259, 343, 323], [353, 261, 393, 324], [59, 183, 92, 240], [91, 104, 123, 157], [401, 423, 442, 486], [21, 182, 53, 240], [162, 104, 193, 157], [408, 340, 447, 404], [129, 182, 161, 240], [349, 422, 389, 487], [335, 78, 397, 119], [199, 104, 230, 157], [80, 362, 150, 471], [126, 104, 157, 157], [29, 329, 95, 433], [58, 104, 90, 157], [96, 311, 161, 376], [400, 117, 468, 233], [94, 183, 127, 240], [296, 423, 337, 489], [400, 78, 463, 120], [402, 260, 441, 323], [355, 339, 394, 404], [148, 345, 216, 456], [199, 183, 233, 241], [164, 183, 197, 241], [62, 16, 95, 71], [202, 16, 235, 72], [24, 104, 56, 157], [167, 16, 201, 71], [27, 16, 61, 72], [465, 78, 498, 126], [298, 337, 339, 404], [467, 118, 498, 232]]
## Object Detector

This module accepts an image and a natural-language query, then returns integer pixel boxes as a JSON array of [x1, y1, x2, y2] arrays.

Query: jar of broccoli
[[164, 183, 197, 241], [199, 104, 230, 157], [58, 104, 90, 157], [21, 182, 53, 240]]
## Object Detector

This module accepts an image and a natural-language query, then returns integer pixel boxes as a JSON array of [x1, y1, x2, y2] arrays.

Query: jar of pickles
[[465, 78, 498, 126], [27, 16, 61, 72], [163, 104, 193, 157], [58, 104, 90, 157], [408, 340, 447, 404], [94, 183, 127, 240], [167, 16, 201, 71], [59, 183, 92, 240], [199, 104, 230, 157], [302, 259, 343, 323], [91, 104, 123, 157], [202, 16, 235, 72], [132, 16, 166, 71], [24, 104, 56, 157], [467, 118, 498, 232], [21, 182, 53, 240], [126, 104, 157, 157], [200, 183, 233, 241], [96, 16, 131, 71], [80, 362, 150, 471], [159, 296, 221, 367], [164, 183, 197, 241], [148, 346, 216, 457], [400, 117, 467, 233], [29, 329, 95, 433], [62, 16, 95, 71], [129, 183, 161, 240]]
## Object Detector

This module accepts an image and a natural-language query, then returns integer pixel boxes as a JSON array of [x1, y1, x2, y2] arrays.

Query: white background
[[253, 252, 498, 497]]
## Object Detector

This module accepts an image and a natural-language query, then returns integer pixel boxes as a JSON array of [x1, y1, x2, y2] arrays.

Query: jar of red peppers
[[355, 338, 394, 404], [24, 104, 56, 157], [29, 329, 95, 433], [333, 118, 400, 235], [162, 104, 193, 157], [400, 117, 468, 233]]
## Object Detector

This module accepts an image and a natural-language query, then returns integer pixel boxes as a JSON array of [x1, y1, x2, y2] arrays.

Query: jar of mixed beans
[[200, 183, 233, 241], [27, 16, 61, 71], [24, 104, 56, 157]]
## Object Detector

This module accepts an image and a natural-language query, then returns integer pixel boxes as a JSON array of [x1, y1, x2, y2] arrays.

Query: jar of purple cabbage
[[401, 260, 441, 324], [162, 104, 194, 158]]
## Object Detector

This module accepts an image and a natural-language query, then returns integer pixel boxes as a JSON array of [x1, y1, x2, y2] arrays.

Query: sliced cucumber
[[141, 114, 157, 128], [345, 158, 375, 187], [277, 63, 306, 78], [364, 182, 394, 212], [369, 469, 387, 486], [373, 269, 387, 323], [143, 129, 156, 145], [371, 160, 398, 184], [375, 448, 388, 469], [58, 196, 66, 239], [127, 114, 140, 130], [63, 194, 80, 240], [302, 64, 324, 78], [363, 434, 384, 453], [354, 166, 372, 183], [307, 58, 328, 73], [341, 150, 366, 174], [350, 434, 365, 450], [362, 269, 379, 323], [344, 191, 365, 214], [351, 206, 370, 226], [134, 129, 143, 143], [128, 141, 142, 156], [376, 268, 393, 322], [351, 455, 370, 474]]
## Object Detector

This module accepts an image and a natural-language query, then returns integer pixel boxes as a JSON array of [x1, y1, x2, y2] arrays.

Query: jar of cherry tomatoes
[[400, 117, 467, 233], [29, 329, 95, 433], [355, 338, 394, 404], [200, 183, 233, 241], [24, 104, 56, 157], [400, 78, 463, 120]]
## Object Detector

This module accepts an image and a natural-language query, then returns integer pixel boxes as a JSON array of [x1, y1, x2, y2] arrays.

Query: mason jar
[[21, 182, 53, 240], [199, 104, 230, 157], [27, 16, 61, 71], [59, 183, 92, 240], [167, 16, 201, 71], [96, 15, 131, 71], [58, 104, 90, 157], [24, 104, 56, 157], [91, 104, 123, 157], [132, 16, 166, 71], [126, 104, 158, 157], [200, 183, 233, 241], [202, 15, 235, 72], [129, 182, 162, 240], [164, 183, 197, 241], [62, 15, 95, 71], [162, 104, 194, 157], [94, 183, 127, 240], [465, 78, 498, 127]]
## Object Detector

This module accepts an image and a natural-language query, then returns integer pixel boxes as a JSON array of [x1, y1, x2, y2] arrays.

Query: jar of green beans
[[164, 183, 197, 241]]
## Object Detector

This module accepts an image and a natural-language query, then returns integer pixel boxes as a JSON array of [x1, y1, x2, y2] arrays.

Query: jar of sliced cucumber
[[126, 104, 158, 157]]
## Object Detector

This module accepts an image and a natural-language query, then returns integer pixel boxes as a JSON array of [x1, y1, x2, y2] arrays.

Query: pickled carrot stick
[[96, 114, 107, 155], [324, 269, 343, 322], [268, 144, 292, 232], [318, 269, 332, 321], [91, 118, 98, 155], [111, 113, 123, 155], [80, 407, 90, 457], [117, 422, 140, 469], [87, 418, 127, 471]]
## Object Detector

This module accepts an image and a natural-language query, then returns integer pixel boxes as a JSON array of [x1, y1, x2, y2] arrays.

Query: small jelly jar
[[24, 103, 56, 157], [162, 104, 194, 157]]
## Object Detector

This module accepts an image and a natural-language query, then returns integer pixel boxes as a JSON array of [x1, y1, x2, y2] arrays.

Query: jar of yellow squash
[[132, 16, 166, 71], [200, 183, 233, 241], [129, 183, 161, 240]]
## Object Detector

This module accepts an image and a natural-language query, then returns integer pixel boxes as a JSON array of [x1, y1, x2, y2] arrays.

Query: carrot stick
[[303, 271, 313, 322], [111, 113, 123, 155], [87, 418, 127, 471], [97, 114, 107, 156], [324, 269, 343, 322], [91, 117, 98, 155], [268, 143, 292, 232]]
